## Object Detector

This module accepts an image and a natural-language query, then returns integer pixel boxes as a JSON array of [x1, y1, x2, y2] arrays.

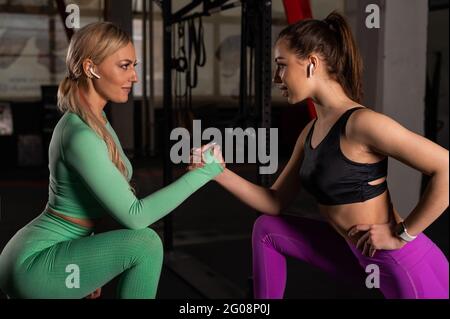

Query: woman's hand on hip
[[348, 221, 407, 257]]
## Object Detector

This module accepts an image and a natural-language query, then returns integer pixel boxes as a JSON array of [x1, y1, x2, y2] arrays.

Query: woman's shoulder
[[347, 106, 390, 132], [62, 111, 86, 127], [59, 112, 102, 146], [347, 106, 401, 145]]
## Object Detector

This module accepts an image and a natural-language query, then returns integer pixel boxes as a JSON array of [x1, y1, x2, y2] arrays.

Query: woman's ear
[[82, 58, 95, 79], [307, 55, 320, 78]]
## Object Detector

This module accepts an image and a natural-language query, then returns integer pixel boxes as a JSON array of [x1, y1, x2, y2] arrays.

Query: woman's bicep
[[63, 129, 139, 223], [271, 151, 302, 193], [271, 121, 312, 205], [354, 111, 449, 176], [388, 131, 448, 176]]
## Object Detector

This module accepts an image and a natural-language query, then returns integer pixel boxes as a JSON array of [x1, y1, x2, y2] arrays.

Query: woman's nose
[[273, 71, 282, 84], [130, 69, 138, 83]]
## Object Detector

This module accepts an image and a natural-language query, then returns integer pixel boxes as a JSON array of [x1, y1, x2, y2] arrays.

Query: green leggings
[[0, 211, 163, 299]]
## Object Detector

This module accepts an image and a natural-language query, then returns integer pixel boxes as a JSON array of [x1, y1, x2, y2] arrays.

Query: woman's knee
[[252, 214, 280, 241], [252, 214, 315, 244], [137, 228, 163, 251], [123, 228, 164, 260]]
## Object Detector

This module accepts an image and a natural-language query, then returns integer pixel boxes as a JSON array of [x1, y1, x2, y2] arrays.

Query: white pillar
[[381, 0, 428, 217], [346, 0, 428, 217]]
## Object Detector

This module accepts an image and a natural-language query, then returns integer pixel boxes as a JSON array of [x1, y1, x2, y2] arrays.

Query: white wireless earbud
[[90, 66, 101, 79], [307, 63, 314, 78]]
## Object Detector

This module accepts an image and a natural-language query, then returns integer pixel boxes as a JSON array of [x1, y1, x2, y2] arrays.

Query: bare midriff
[[318, 190, 403, 246], [46, 207, 97, 229]]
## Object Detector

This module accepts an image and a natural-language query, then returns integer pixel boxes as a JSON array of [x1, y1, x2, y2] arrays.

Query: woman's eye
[[121, 63, 138, 70], [275, 65, 286, 74]]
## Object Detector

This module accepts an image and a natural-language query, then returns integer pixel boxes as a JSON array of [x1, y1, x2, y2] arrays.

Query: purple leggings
[[252, 214, 449, 299]]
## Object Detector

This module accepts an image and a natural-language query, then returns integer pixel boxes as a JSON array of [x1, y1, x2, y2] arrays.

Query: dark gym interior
[[0, 0, 448, 300]]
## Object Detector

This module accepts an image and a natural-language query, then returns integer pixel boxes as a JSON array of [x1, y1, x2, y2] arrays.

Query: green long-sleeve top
[[46, 111, 223, 230]]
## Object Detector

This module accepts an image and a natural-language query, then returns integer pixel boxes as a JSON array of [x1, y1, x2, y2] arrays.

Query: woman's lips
[[279, 86, 288, 97], [122, 87, 131, 94]]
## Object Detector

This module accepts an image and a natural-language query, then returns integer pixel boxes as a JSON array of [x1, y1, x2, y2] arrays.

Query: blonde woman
[[0, 22, 223, 299]]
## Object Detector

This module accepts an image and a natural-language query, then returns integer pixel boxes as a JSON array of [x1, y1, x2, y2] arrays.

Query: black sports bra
[[299, 107, 388, 205]]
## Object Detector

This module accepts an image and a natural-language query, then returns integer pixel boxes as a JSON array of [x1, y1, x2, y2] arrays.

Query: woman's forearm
[[404, 166, 449, 236], [214, 168, 281, 215]]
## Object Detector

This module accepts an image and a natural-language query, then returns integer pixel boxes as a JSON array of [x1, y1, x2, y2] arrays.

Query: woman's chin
[[287, 95, 308, 105], [287, 96, 298, 104], [111, 96, 129, 104]]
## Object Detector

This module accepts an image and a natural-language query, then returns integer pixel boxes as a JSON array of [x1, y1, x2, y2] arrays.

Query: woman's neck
[[78, 85, 107, 125], [311, 80, 360, 121]]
